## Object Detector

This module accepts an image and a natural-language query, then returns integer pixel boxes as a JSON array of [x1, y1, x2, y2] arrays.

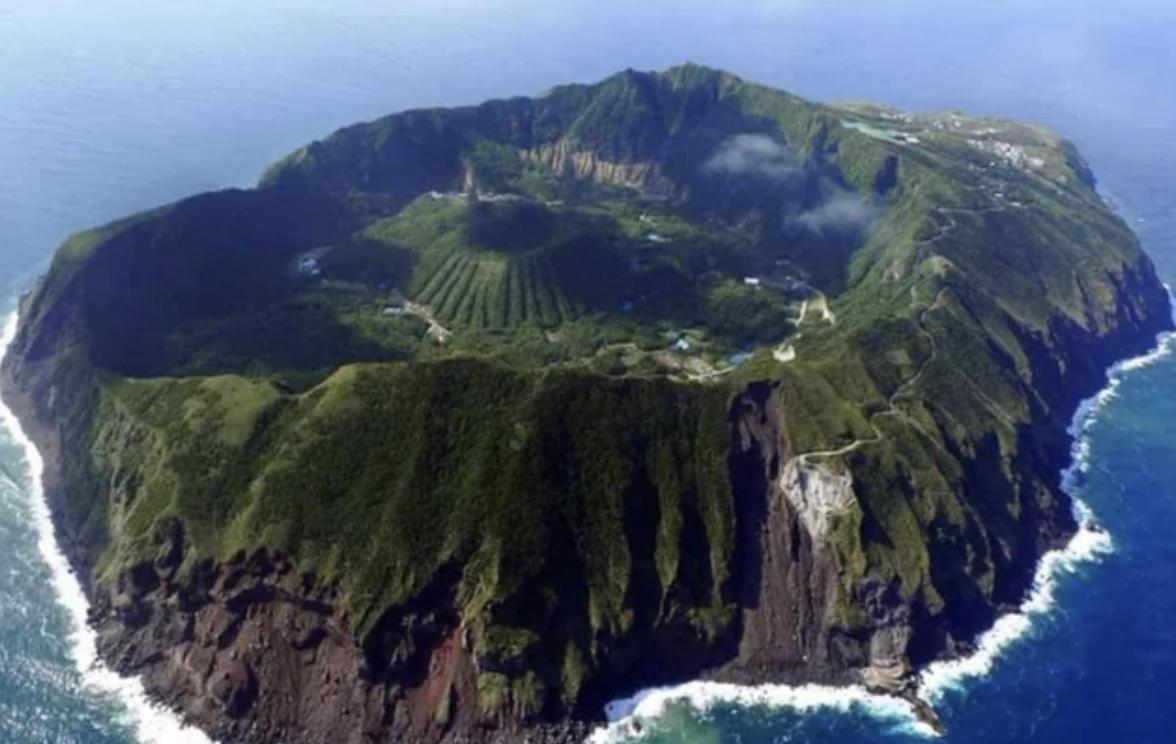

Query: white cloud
[[704, 134, 798, 181], [794, 190, 878, 235]]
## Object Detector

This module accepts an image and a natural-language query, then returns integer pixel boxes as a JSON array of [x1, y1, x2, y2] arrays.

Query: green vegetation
[[9, 62, 1171, 720], [91, 359, 737, 702]]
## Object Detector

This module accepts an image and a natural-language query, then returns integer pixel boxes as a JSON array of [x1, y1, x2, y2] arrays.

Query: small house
[[743, 277, 762, 288], [382, 304, 405, 317], [672, 337, 691, 352]]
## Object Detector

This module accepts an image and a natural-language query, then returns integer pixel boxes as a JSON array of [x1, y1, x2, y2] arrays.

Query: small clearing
[[404, 301, 453, 343]]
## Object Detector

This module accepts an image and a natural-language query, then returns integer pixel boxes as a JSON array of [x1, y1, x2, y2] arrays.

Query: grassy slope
[[10, 63, 1171, 714], [93, 359, 737, 704]]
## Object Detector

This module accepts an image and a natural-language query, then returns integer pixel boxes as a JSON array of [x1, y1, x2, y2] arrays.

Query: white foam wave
[[918, 322, 1176, 702], [591, 321, 1176, 741], [589, 680, 934, 743], [0, 312, 217, 744], [2, 294, 1169, 744], [916, 500, 1112, 702], [1113, 326, 1176, 374]]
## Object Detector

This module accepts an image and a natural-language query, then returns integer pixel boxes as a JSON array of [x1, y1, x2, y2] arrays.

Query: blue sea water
[[1, 1, 1175, 742]]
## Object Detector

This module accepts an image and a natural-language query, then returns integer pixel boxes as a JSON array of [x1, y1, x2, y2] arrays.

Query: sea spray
[[918, 325, 1175, 701], [590, 325, 1176, 742], [0, 297, 1168, 744], [588, 681, 931, 744], [914, 501, 1113, 702], [0, 312, 217, 744]]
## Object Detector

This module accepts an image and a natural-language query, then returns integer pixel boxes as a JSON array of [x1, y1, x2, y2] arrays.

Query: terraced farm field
[[411, 249, 584, 330], [349, 194, 802, 348]]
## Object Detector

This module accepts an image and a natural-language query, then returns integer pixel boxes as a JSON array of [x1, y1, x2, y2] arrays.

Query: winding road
[[797, 289, 945, 464], [794, 201, 1008, 464]]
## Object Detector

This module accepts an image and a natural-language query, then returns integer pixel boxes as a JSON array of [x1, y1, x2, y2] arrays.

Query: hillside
[[2, 64, 1171, 744]]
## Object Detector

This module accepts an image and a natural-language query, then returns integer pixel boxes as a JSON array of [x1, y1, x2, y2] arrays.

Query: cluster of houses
[[744, 273, 816, 297], [666, 331, 757, 373], [427, 190, 533, 205], [292, 248, 414, 321]]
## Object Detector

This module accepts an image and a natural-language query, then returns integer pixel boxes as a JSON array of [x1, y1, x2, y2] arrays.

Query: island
[[2, 64, 1170, 744]]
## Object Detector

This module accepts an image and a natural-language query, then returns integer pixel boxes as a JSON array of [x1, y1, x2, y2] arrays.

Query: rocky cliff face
[[91, 542, 599, 744], [719, 383, 863, 686], [521, 140, 673, 194], [81, 382, 879, 744], [75, 288, 1172, 742], [2, 64, 1173, 744], [6, 299, 1170, 744]]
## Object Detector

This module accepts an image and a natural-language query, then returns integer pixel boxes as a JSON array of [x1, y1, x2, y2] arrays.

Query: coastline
[[915, 321, 1176, 702], [0, 311, 218, 744], [1, 301, 1172, 744], [589, 322, 1176, 742]]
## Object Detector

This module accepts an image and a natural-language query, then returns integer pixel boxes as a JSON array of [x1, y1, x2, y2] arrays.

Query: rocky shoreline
[[3, 291, 1171, 744], [3, 64, 1173, 744]]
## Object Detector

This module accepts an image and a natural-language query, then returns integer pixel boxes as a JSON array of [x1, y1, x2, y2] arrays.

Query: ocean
[[1, 1, 1174, 742]]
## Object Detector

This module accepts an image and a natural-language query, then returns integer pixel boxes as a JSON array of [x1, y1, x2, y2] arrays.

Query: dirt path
[[404, 301, 453, 343], [793, 292, 836, 328], [914, 204, 1006, 247], [795, 201, 1013, 463], [685, 366, 735, 382], [795, 299, 810, 325], [798, 289, 945, 465]]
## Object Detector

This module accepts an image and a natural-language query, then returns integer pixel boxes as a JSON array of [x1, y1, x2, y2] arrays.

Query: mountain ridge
[[2, 64, 1171, 743]]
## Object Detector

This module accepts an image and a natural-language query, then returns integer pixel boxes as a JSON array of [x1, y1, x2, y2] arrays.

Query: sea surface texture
[[1, 1, 1174, 742]]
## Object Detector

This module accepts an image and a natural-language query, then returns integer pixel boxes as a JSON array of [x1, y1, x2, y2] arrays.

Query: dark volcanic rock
[[1, 64, 1173, 744]]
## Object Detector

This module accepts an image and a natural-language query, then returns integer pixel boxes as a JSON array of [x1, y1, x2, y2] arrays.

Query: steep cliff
[[2, 64, 1171, 744]]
